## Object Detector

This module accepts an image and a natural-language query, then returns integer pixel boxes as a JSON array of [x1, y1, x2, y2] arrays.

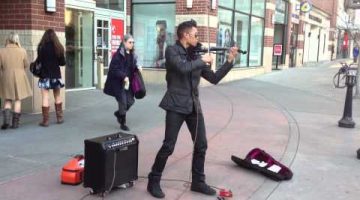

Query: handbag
[[131, 69, 146, 99], [30, 59, 42, 78]]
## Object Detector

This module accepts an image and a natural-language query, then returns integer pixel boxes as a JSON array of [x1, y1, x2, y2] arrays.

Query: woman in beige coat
[[0, 32, 32, 130]]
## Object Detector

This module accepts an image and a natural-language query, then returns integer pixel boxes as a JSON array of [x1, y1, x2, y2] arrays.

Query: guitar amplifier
[[83, 132, 139, 194]]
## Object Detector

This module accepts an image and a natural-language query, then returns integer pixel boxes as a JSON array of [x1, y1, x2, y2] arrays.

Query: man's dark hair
[[177, 19, 197, 39]]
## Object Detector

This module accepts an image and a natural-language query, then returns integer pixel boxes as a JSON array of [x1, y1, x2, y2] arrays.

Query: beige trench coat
[[0, 44, 32, 100]]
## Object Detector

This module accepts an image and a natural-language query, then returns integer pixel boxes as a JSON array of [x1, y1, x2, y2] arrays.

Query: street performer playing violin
[[147, 19, 239, 198]]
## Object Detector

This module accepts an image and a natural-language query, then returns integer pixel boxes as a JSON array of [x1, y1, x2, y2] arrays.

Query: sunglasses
[[187, 33, 198, 39], [128, 41, 135, 44]]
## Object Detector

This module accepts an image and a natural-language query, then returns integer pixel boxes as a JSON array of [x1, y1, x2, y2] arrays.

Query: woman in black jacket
[[37, 29, 66, 127], [104, 34, 140, 131]]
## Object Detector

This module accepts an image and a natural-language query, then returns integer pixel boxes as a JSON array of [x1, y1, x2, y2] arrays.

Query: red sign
[[343, 32, 349, 48], [273, 44, 283, 56], [111, 19, 124, 56]]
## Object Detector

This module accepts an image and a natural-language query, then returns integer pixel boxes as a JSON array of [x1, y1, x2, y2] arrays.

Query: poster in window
[[155, 20, 173, 68], [217, 25, 232, 65], [111, 19, 124, 56]]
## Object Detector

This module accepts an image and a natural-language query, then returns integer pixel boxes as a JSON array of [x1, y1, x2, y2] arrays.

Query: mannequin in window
[[155, 20, 168, 68]]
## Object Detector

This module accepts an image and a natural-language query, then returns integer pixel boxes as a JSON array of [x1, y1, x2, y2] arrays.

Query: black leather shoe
[[191, 182, 216, 196], [1, 124, 10, 130], [147, 180, 165, 198]]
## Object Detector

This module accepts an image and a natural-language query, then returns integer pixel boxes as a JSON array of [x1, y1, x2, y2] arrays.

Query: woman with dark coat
[[104, 34, 140, 131], [37, 29, 66, 127]]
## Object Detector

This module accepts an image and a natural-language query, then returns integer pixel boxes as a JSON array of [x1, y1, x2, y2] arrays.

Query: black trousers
[[115, 90, 134, 115], [116, 100, 127, 116], [149, 110, 208, 183]]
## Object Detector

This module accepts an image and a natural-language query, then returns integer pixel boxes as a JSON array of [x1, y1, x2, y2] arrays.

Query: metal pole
[[339, 82, 356, 128], [339, 75, 356, 128], [354, 55, 360, 99], [207, 0, 210, 54], [97, 56, 104, 89]]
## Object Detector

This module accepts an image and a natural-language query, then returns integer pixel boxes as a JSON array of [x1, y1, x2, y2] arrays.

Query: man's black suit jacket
[[159, 41, 234, 114]]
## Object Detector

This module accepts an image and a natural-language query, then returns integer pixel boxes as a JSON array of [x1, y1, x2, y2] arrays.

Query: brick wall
[[196, 26, 217, 43], [0, 0, 65, 32], [264, 36, 274, 47], [176, 0, 217, 43], [264, 0, 275, 48], [312, 0, 337, 40], [127, 0, 131, 16], [126, 0, 131, 33], [0, 1, 31, 30], [298, 41, 304, 49], [264, 9, 274, 29], [176, 0, 217, 16], [298, 18, 305, 50], [312, 0, 335, 15]]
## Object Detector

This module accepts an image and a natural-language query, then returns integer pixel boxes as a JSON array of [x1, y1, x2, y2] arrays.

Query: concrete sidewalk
[[0, 59, 359, 200]]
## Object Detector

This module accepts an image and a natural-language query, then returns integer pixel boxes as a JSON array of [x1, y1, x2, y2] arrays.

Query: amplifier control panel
[[104, 136, 137, 150]]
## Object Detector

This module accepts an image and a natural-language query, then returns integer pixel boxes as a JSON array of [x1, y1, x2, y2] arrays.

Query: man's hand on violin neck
[[227, 47, 239, 63]]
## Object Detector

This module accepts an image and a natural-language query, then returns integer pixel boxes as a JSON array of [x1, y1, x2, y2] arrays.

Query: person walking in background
[[0, 33, 32, 130], [353, 45, 359, 63], [37, 29, 66, 127], [104, 34, 141, 131], [330, 44, 335, 61]]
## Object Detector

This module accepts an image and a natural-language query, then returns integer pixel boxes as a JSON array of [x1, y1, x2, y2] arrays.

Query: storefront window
[[65, 8, 94, 89], [275, 0, 287, 24], [249, 17, 264, 67], [234, 13, 249, 67], [133, 3, 175, 68], [217, 9, 233, 65], [218, 0, 265, 67], [235, 0, 250, 13], [97, 0, 124, 11], [252, 0, 265, 17], [273, 0, 288, 64], [219, 0, 234, 8]]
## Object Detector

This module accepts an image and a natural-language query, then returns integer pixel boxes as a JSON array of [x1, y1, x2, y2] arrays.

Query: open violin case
[[231, 148, 293, 181]]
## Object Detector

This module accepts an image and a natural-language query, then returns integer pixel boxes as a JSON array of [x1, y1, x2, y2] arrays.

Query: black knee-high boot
[[11, 112, 21, 129], [1, 109, 12, 130]]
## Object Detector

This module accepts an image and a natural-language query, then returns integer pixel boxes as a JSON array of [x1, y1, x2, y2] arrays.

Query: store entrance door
[[94, 15, 124, 86], [289, 24, 298, 67], [65, 8, 94, 89], [95, 18, 111, 82]]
